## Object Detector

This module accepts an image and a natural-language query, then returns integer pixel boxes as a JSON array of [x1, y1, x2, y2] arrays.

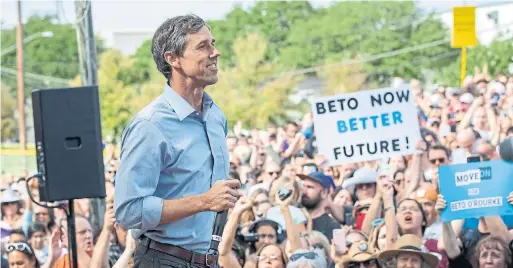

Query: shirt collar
[[163, 84, 196, 121], [163, 84, 215, 121]]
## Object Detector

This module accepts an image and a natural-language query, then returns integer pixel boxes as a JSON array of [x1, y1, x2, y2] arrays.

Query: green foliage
[[208, 33, 301, 128], [1, 84, 16, 141], [0, 15, 104, 95], [436, 38, 513, 86]]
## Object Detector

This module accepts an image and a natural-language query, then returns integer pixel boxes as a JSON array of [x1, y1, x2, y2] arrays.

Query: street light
[[1, 31, 54, 57]]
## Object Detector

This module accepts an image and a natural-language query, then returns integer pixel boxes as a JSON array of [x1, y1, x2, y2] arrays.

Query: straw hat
[[378, 234, 439, 268], [341, 241, 378, 268]]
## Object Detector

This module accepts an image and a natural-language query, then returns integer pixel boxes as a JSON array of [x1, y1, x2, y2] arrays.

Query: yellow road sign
[[452, 6, 477, 48]]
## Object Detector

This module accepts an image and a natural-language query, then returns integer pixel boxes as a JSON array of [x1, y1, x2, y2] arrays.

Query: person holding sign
[[437, 194, 513, 268], [436, 194, 511, 264]]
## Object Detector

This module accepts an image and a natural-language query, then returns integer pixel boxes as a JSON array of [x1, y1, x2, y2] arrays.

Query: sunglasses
[[290, 252, 318, 262], [6, 243, 33, 255], [429, 158, 445, 164], [348, 259, 377, 268]]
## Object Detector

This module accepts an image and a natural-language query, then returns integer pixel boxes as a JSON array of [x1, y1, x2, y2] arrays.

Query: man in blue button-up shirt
[[114, 14, 241, 267]]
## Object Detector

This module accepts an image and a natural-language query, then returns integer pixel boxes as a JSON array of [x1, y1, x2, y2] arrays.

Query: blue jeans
[[133, 238, 218, 268]]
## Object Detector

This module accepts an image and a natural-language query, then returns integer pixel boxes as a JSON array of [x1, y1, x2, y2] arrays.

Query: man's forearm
[[160, 194, 208, 224]]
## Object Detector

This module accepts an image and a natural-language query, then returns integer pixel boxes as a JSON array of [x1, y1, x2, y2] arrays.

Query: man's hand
[[416, 139, 427, 152], [232, 196, 253, 215], [435, 194, 447, 212], [202, 180, 241, 212], [104, 203, 116, 231]]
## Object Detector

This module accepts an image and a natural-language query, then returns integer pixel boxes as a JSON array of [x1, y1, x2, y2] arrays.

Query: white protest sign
[[311, 87, 421, 165]]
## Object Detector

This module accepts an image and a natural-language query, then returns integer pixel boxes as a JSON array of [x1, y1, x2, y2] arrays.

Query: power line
[[0, 67, 71, 85], [271, 21, 513, 79]]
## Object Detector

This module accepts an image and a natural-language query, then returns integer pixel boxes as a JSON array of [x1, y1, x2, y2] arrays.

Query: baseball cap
[[297, 172, 335, 190]]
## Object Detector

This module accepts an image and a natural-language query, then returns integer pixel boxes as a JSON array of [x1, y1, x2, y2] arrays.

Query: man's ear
[[321, 189, 329, 199], [164, 51, 181, 69]]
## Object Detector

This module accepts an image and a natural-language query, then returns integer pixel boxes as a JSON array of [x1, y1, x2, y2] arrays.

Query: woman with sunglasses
[[256, 244, 288, 268], [6, 241, 39, 268], [287, 248, 327, 268]]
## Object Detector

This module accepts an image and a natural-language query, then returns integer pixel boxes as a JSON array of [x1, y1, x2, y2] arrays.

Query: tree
[[71, 50, 137, 139], [1, 15, 104, 95], [318, 59, 367, 95], [208, 33, 301, 128], [207, 1, 315, 69], [278, 1, 453, 84], [1, 84, 16, 141], [436, 38, 513, 86]]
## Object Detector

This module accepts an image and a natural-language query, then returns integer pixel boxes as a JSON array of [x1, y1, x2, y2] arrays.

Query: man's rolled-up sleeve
[[114, 119, 168, 233]]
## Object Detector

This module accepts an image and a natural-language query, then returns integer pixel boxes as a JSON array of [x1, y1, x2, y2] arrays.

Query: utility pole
[[75, 0, 98, 85], [16, 0, 26, 150], [74, 0, 103, 241]]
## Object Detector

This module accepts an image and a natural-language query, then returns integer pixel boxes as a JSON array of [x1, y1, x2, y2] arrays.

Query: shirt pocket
[[213, 145, 228, 180]]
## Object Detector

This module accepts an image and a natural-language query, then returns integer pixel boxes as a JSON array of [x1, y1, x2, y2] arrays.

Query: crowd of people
[[1, 69, 513, 268]]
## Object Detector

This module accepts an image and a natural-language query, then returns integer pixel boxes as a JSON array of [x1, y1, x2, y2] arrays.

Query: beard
[[301, 194, 322, 209]]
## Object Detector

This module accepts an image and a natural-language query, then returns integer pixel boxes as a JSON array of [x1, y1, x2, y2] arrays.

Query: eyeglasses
[[6, 243, 33, 255], [290, 252, 318, 262], [346, 242, 354, 249], [257, 254, 279, 261], [429, 158, 445, 164], [348, 259, 377, 268]]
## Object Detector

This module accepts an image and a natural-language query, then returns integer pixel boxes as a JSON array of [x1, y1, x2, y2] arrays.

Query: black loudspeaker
[[31, 86, 106, 202]]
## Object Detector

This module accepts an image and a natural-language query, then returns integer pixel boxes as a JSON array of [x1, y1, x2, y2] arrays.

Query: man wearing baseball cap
[[297, 172, 339, 240]]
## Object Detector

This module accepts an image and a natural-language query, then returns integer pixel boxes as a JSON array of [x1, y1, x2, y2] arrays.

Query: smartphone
[[278, 186, 292, 201], [467, 155, 481, 163], [302, 164, 318, 174], [333, 229, 347, 254]]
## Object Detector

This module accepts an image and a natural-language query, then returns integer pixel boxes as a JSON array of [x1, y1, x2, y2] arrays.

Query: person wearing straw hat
[[340, 240, 379, 268], [378, 234, 439, 268]]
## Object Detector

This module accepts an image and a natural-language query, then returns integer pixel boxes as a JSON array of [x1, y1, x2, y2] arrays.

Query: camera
[[278, 186, 292, 201]]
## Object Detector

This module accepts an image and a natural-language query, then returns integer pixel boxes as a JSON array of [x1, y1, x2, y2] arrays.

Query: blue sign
[[439, 160, 513, 222]]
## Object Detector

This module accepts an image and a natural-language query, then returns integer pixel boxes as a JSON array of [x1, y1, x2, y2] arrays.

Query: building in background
[[111, 29, 153, 55]]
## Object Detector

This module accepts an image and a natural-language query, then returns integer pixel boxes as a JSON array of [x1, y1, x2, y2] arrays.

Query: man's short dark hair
[[428, 144, 450, 159], [151, 14, 208, 79]]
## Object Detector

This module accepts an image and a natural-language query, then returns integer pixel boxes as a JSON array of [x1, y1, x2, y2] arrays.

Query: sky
[[0, 0, 508, 47]]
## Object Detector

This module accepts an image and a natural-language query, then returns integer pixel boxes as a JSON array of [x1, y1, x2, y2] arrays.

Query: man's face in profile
[[178, 26, 220, 86]]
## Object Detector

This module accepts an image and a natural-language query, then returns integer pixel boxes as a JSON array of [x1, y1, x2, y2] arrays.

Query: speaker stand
[[67, 199, 79, 268]]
